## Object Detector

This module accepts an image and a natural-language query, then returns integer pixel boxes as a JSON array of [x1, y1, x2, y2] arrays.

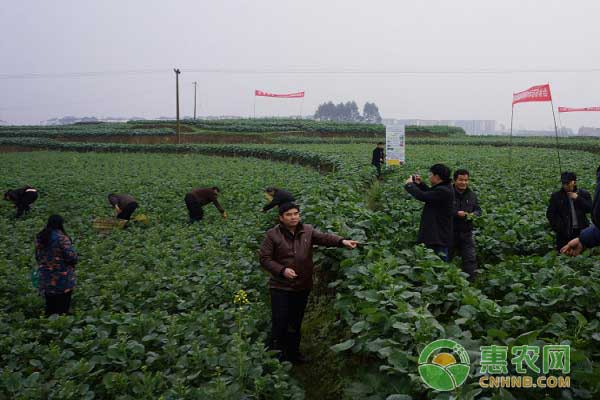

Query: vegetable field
[[1, 139, 600, 399]]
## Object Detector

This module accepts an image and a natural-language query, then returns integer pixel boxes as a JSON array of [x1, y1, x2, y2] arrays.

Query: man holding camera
[[404, 164, 454, 261]]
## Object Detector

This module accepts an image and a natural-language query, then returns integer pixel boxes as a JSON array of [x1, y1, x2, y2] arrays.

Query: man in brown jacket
[[184, 186, 227, 223], [108, 193, 138, 221], [260, 202, 358, 364]]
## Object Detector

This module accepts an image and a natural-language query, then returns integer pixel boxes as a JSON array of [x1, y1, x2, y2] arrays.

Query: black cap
[[561, 172, 577, 184]]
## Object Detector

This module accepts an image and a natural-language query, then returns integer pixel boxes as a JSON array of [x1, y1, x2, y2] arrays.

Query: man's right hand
[[457, 211, 466, 218], [561, 237, 584, 256], [413, 175, 422, 184], [283, 268, 297, 280]]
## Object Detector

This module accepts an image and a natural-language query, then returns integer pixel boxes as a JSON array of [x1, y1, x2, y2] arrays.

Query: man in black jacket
[[371, 142, 385, 178], [452, 169, 482, 280], [263, 187, 295, 213], [4, 186, 38, 217], [404, 164, 454, 261], [546, 172, 592, 252]]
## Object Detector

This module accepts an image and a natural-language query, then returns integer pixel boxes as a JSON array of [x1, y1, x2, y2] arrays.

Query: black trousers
[[373, 163, 382, 177], [184, 194, 204, 222], [45, 291, 72, 316], [16, 191, 38, 217], [556, 228, 581, 252], [270, 288, 310, 361], [451, 231, 477, 281], [117, 202, 138, 220]]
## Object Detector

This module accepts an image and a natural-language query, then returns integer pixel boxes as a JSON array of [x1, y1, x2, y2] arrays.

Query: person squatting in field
[[263, 187, 295, 213], [562, 165, 600, 256], [451, 169, 482, 281], [371, 142, 385, 178], [404, 163, 454, 261], [4, 186, 38, 217], [546, 172, 592, 253], [259, 202, 358, 364], [184, 186, 227, 223], [35, 215, 78, 316], [108, 193, 139, 221]]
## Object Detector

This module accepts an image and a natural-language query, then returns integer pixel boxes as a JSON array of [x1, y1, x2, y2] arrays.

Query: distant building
[[578, 126, 600, 137]]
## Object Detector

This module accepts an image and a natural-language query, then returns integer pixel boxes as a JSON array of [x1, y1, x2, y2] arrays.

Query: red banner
[[512, 84, 552, 105], [558, 106, 600, 113], [255, 90, 305, 98]]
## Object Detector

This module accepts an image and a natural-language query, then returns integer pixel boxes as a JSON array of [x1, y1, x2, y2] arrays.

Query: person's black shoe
[[288, 353, 310, 365]]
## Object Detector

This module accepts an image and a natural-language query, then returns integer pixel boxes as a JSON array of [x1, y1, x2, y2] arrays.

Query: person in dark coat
[[546, 172, 592, 252], [263, 187, 295, 212], [371, 142, 385, 178], [35, 215, 78, 316], [108, 193, 138, 221], [451, 169, 482, 280], [260, 203, 358, 364], [184, 186, 227, 223], [4, 186, 38, 217], [404, 164, 454, 261]]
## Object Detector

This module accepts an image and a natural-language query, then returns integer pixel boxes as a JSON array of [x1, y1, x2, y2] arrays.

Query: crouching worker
[[562, 166, 600, 256], [35, 215, 78, 316], [184, 186, 227, 223], [259, 203, 358, 364], [263, 187, 295, 212], [108, 193, 138, 221], [547, 172, 592, 252], [4, 186, 38, 217]]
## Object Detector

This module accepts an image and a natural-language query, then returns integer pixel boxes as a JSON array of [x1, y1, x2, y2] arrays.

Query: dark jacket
[[372, 148, 384, 166], [405, 181, 454, 247], [35, 230, 78, 295], [109, 194, 136, 209], [189, 188, 225, 213], [5, 186, 37, 204], [453, 187, 482, 233], [260, 223, 345, 291], [263, 189, 295, 212], [592, 168, 600, 228], [546, 188, 592, 239]]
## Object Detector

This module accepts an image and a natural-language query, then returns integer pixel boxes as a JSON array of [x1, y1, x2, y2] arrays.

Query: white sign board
[[384, 123, 405, 165]]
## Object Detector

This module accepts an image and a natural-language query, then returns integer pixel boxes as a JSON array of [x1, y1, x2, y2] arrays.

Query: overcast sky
[[1, 0, 600, 130]]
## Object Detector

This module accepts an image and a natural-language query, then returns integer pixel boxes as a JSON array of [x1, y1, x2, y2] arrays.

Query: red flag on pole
[[255, 90, 305, 98], [558, 106, 600, 113], [512, 84, 552, 105]]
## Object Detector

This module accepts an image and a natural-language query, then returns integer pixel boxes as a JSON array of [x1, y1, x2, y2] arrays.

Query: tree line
[[314, 101, 382, 123]]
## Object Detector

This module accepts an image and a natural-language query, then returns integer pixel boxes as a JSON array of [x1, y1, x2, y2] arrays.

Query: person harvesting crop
[[547, 172, 592, 252], [451, 169, 482, 280], [108, 193, 138, 221], [184, 186, 227, 223], [4, 186, 38, 218], [259, 202, 358, 364], [404, 163, 454, 261], [263, 187, 295, 213], [35, 215, 78, 316]]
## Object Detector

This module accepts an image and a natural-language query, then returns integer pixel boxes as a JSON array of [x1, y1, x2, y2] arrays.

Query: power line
[[2, 67, 600, 80]]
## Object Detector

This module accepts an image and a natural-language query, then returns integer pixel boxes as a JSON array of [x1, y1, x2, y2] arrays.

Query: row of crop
[[129, 118, 385, 135], [0, 137, 341, 172], [0, 127, 174, 138]]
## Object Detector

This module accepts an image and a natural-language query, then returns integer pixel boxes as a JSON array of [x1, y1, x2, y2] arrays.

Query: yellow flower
[[233, 289, 250, 305]]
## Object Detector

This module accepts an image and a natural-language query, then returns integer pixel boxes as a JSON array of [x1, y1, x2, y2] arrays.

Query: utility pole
[[192, 81, 198, 120], [174, 68, 181, 144]]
